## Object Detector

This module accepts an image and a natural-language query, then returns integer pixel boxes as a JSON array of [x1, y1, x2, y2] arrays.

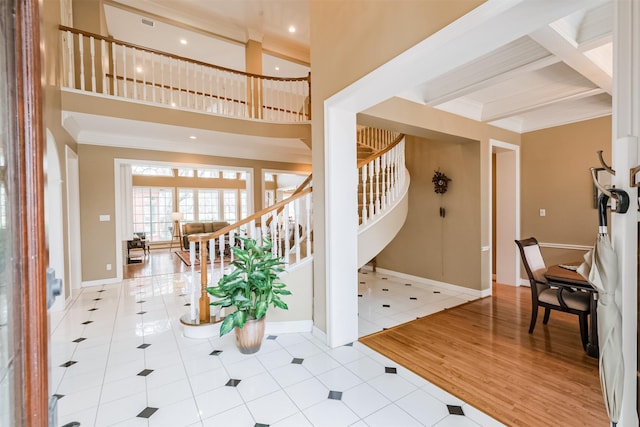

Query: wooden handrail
[[188, 187, 312, 243], [265, 174, 312, 227], [357, 133, 405, 168], [59, 25, 311, 83]]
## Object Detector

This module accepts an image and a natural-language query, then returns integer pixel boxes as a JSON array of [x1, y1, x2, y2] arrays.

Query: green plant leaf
[[255, 300, 268, 319], [219, 315, 235, 336], [234, 310, 247, 328]]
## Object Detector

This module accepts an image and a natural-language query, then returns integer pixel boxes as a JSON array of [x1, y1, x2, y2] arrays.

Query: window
[[222, 171, 238, 179], [197, 168, 219, 178], [264, 172, 274, 182], [178, 189, 195, 223], [198, 190, 220, 221], [223, 190, 237, 222], [240, 190, 247, 219], [177, 168, 194, 177], [132, 187, 174, 241], [131, 165, 174, 176], [264, 190, 275, 208]]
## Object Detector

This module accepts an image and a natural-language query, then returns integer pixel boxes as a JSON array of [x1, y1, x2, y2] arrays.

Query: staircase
[[180, 133, 409, 333]]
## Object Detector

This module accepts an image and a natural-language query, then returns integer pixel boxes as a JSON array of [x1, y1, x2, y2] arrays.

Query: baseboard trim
[[265, 320, 313, 335], [81, 277, 122, 287], [312, 325, 327, 345], [375, 268, 491, 298]]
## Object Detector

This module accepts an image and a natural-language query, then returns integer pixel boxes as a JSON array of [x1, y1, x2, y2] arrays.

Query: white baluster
[[100, 39, 107, 94], [293, 197, 300, 264], [78, 34, 85, 91], [369, 160, 375, 219], [89, 36, 96, 92], [381, 153, 388, 210], [121, 44, 127, 98], [375, 157, 381, 214], [132, 47, 137, 99], [305, 193, 311, 258], [66, 31, 74, 88], [229, 230, 235, 263], [219, 234, 225, 273], [361, 164, 368, 224], [189, 241, 197, 322], [111, 41, 117, 96]]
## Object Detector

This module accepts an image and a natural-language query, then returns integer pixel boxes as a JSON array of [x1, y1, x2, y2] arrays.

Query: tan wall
[[520, 116, 612, 268], [310, 0, 485, 333], [78, 144, 310, 282], [42, 0, 78, 298], [376, 135, 482, 289]]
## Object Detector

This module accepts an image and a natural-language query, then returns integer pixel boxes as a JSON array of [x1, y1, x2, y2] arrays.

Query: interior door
[[0, 0, 49, 425]]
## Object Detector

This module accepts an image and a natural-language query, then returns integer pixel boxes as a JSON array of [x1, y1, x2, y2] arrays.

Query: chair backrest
[[515, 238, 548, 289]]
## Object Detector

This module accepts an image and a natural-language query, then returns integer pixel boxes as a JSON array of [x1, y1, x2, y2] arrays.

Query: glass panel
[[177, 168, 194, 177], [178, 189, 195, 223], [197, 190, 219, 221], [222, 170, 237, 179], [238, 172, 246, 180], [197, 168, 219, 178], [264, 172, 274, 181], [131, 165, 174, 176], [223, 190, 237, 222], [132, 187, 174, 241], [240, 190, 247, 219]]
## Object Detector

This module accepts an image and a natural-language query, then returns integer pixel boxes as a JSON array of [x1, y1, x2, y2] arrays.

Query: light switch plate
[[539, 209, 546, 217], [99, 214, 110, 221]]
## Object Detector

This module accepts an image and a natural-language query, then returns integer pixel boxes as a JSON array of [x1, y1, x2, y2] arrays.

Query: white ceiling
[[66, 0, 614, 157]]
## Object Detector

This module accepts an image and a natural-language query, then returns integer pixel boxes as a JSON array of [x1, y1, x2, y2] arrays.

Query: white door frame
[[65, 146, 82, 291], [491, 140, 520, 287]]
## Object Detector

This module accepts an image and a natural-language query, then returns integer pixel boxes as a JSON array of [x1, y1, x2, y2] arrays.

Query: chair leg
[[542, 308, 551, 325], [578, 313, 589, 351], [528, 306, 538, 334]]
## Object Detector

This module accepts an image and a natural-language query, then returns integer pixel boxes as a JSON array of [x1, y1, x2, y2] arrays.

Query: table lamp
[[170, 212, 184, 250]]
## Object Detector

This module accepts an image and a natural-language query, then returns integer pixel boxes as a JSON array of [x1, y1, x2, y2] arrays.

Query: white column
[[324, 106, 358, 347], [612, 1, 640, 425]]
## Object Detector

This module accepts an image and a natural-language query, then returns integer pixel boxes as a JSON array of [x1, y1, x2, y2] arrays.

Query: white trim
[[376, 267, 491, 299], [265, 320, 313, 335], [81, 278, 122, 287], [312, 325, 328, 345], [538, 242, 592, 251]]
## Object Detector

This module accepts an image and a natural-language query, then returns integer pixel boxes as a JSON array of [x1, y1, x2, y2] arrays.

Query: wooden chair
[[515, 237, 591, 349]]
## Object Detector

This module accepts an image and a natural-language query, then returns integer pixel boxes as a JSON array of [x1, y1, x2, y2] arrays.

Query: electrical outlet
[[106, 264, 112, 271], [539, 209, 546, 217]]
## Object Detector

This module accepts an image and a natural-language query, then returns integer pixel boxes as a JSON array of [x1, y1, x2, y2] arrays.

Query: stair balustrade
[[59, 26, 311, 122]]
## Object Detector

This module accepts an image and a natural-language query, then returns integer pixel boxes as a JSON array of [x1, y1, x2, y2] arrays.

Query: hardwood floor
[[360, 283, 608, 427], [123, 249, 194, 279]]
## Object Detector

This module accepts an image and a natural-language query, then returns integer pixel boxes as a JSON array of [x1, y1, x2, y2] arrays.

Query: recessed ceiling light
[[288, 25, 296, 33], [171, 102, 176, 107], [275, 66, 280, 71], [136, 66, 143, 73], [189, 135, 197, 140], [180, 39, 187, 45]]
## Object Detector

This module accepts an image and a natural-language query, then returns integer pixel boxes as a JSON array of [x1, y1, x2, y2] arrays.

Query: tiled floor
[[49, 271, 503, 427]]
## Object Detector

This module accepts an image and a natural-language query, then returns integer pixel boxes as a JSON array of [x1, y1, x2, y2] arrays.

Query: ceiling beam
[[480, 87, 605, 122], [529, 25, 612, 94]]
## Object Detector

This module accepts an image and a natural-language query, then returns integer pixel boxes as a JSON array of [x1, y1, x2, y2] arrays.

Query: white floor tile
[[283, 377, 329, 410], [368, 372, 418, 402], [147, 397, 202, 427], [235, 371, 281, 402], [300, 351, 342, 376], [147, 378, 194, 408], [271, 411, 314, 427], [245, 389, 299, 425], [363, 403, 423, 426], [344, 355, 385, 381], [435, 414, 483, 427], [194, 384, 243, 419], [303, 398, 359, 427], [396, 388, 450, 425], [94, 392, 147, 427], [341, 383, 392, 418], [269, 362, 313, 388], [316, 366, 364, 391], [201, 404, 255, 427]]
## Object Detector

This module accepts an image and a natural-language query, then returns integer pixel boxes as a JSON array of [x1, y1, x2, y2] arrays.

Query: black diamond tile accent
[[266, 335, 277, 340], [137, 407, 158, 418], [97, 289, 105, 292], [410, 297, 417, 300], [291, 358, 304, 364], [405, 283, 412, 286], [345, 342, 353, 347], [53, 393, 64, 400], [59, 361, 77, 368], [383, 328, 388, 330], [210, 350, 223, 356], [137, 369, 154, 377], [255, 424, 270, 427], [184, 303, 191, 306], [88, 308, 98, 311], [382, 288, 389, 291], [358, 294, 363, 297], [137, 311, 146, 315], [447, 405, 465, 416], [385, 367, 397, 374], [328, 390, 343, 400], [382, 304, 390, 308], [359, 281, 365, 284], [137, 300, 146, 303], [72, 337, 86, 343], [137, 343, 151, 349], [226, 379, 241, 387], [93, 298, 102, 301], [434, 291, 441, 294], [81, 320, 93, 325]]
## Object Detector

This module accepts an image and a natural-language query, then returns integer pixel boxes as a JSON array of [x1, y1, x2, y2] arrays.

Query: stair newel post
[[189, 240, 198, 322], [199, 236, 210, 323]]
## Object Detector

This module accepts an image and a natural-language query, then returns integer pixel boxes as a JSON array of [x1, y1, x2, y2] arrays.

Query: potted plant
[[206, 236, 291, 354]]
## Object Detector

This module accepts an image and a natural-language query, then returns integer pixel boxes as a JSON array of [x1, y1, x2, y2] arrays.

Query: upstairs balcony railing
[[59, 26, 311, 122]]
